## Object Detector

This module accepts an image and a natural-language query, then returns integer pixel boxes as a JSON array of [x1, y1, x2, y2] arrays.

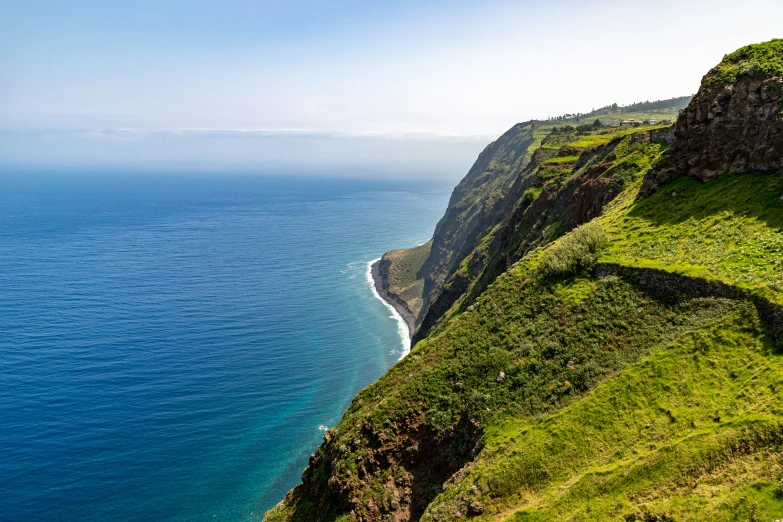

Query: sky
[[1, 0, 782, 177]]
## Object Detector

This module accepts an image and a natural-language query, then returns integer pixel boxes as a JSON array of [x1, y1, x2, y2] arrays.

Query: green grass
[[710, 38, 783, 84], [431, 127, 668, 334], [542, 155, 579, 165], [599, 172, 783, 304], [516, 130, 665, 256], [568, 125, 668, 150], [266, 80, 782, 522], [422, 295, 783, 521], [531, 107, 680, 150], [566, 133, 615, 149], [416, 168, 783, 520]]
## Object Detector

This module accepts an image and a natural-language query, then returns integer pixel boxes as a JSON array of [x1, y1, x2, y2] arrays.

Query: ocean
[[0, 172, 452, 521]]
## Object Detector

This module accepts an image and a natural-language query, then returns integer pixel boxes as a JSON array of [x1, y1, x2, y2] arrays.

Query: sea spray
[[366, 259, 411, 358]]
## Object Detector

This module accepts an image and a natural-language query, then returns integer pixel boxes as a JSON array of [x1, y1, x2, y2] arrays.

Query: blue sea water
[[0, 172, 452, 521]]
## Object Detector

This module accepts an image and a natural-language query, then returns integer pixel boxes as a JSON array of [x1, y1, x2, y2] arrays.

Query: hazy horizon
[[2, 0, 783, 176]]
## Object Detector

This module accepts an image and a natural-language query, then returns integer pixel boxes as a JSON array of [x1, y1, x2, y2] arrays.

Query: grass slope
[[599, 172, 783, 305], [434, 125, 670, 336], [418, 169, 783, 520], [267, 100, 783, 521], [423, 282, 783, 520]]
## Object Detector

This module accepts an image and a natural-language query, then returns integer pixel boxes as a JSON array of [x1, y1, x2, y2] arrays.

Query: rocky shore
[[370, 258, 415, 339]]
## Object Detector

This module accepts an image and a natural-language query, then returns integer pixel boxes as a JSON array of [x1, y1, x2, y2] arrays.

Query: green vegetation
[[519, 102, 682, 182], [542, 155, 579, 165], [267, 41, 783, 522], [599, 172, 783, 304], [430, 125, 670, 345], [410, 122, 538, 331], [546, 96, 692, 123], [540, 222, 606, 276], [425, 294, 783, 521], [711, 38, 783, 83], [416, 165, 783, 520]]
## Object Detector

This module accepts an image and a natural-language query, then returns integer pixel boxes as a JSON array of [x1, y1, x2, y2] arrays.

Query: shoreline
[[366, 259, 414, 358]]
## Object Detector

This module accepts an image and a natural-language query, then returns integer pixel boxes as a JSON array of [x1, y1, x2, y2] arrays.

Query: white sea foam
[[366, 259, 411, 359], [318, 425, 328, 432]]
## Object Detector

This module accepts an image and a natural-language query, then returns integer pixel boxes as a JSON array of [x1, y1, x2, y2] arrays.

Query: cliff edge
[[266, 40, 783, 522], [641, 39, 783, 195]]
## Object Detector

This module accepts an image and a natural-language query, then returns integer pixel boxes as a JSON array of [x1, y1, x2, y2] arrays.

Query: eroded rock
[[640, 44, 783, 196]]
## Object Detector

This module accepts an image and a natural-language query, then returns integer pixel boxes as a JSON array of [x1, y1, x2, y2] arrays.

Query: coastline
[[366, 259, 414, 358]]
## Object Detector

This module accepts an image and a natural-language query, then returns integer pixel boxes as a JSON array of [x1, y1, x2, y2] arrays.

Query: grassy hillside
[[423, 276, 783, 521], [267, 41, 783, 522], [269, 164, 783, 521], [391, 98, 687, 341], [420, 174, 783, 521], [424, 123, 673, 340], [600, 173, 783, 305]]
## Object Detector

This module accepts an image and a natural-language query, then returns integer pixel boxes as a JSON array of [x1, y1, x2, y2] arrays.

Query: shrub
[[711, 39, 783, 84], [540, 221, 606, 277], [571, 360, 601, 391], [426, 409, 452, 432]]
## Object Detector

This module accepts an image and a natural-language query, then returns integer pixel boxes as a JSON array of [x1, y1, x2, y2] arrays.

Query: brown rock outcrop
[[641, 57, 783, 196]]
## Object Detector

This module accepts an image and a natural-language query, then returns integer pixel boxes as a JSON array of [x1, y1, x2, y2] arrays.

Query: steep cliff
[[383, 101, 688, 341], [641, 39, 783, 195], [266, 40, 783, 522], [375, 122, 539, 330], [373, 242, 432, 334], [417, 122, 538, 317], [416, 126, 672, 343]]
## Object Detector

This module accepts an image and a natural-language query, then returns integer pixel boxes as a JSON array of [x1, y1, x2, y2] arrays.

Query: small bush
[[540, 221, 607, 277], [711, 39, 783, 84], [426, 409, 452, 432]]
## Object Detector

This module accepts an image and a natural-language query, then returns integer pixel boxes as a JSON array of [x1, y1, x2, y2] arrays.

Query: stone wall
[[595, 263, 783, 342]]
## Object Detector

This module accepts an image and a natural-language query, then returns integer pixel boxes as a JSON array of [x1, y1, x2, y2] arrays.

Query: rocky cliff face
[[641, 40, 783, 195], [414, 123, 537, 325], [416, 130, 661, 342]]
